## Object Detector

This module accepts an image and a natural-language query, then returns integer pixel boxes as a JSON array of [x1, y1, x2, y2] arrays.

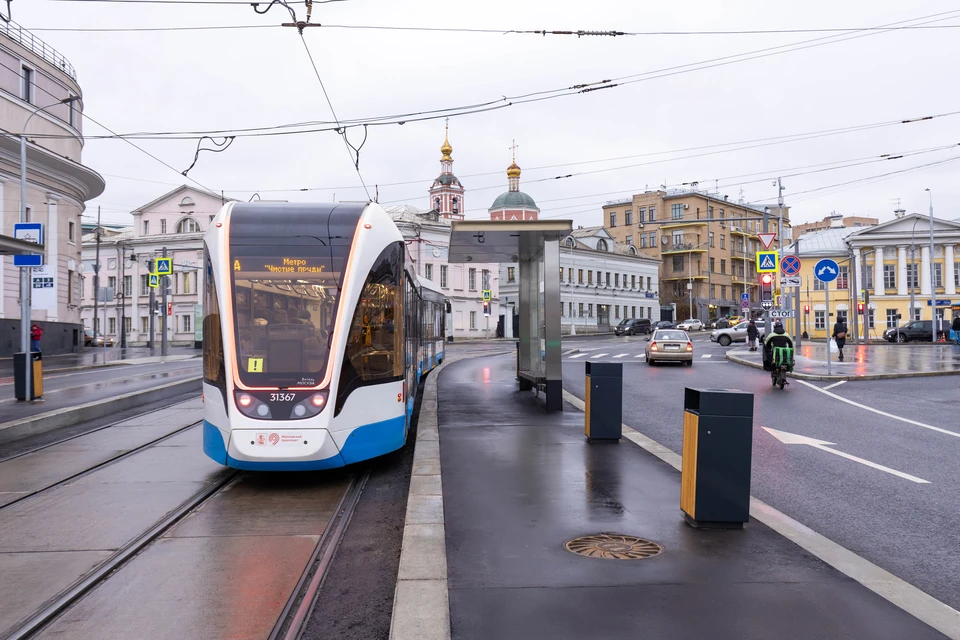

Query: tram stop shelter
[[448, 219, 571, 411]]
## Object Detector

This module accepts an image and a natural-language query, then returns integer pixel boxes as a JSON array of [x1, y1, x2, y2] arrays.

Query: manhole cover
[[564, 534, 663, 560]]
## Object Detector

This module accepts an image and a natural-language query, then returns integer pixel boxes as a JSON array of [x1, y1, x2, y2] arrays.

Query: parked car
[[614, 318, 652, 336], [84, 328, 115, 347], [676, 319, 704, 331], [882, 320, 947, 343], [651, 320, 675, 330], [645, 329, 693, 366], [710, 321, 765, 347], [711, 318, 731, 330]]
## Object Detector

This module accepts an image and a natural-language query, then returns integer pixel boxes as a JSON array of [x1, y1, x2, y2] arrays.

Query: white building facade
[[80, 185, 229, 347], [0, 21, 105, 355]]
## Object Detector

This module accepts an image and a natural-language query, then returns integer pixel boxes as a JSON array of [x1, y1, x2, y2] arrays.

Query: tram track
[[5, 468, 240, 640]]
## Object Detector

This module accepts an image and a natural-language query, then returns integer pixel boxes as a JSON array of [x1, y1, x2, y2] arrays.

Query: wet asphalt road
[[562, 335, 960, 611]]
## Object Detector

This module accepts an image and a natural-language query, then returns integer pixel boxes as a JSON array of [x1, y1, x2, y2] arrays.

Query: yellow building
[[602, 188, 790, 321], [789, 214, 960, 340]]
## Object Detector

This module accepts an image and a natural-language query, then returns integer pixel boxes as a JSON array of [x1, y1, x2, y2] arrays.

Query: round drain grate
[[564, 534, 663, 560]]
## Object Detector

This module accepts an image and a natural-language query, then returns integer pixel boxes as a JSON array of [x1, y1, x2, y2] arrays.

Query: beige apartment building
[[793, 214, 878, 237], [602, 189, 791, 321]]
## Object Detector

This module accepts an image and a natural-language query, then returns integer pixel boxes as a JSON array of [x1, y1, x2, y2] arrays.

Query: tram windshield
[[230, 252, 342, 387]]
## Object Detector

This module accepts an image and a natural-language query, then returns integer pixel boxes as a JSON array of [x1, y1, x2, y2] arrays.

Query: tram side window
[[337, 243, 404, 412], [202, 249, 225, 391]]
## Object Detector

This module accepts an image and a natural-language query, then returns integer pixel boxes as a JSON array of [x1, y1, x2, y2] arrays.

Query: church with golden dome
[[489, 140, 540, 221], [428, 123, 465, 220]]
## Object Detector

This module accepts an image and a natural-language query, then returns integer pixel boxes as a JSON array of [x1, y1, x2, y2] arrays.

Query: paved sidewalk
[[0, 346, 199, 376], [727, 342, 960, 380], [429, 355, 947, 640]]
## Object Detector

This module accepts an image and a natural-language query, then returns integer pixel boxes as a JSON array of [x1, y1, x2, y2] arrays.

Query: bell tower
[[428, 120, 465, 220]]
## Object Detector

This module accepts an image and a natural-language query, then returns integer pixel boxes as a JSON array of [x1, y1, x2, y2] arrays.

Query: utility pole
[[776, 177, 788, 336], [161, 246, 169, 356], [926, 189, 938, 343], [18, 123, 31, 400], [850, 247, 859, 343], [148, 258, 156, 354], [794, 236, 801, 347], [861, 250, 870, 342], [93, 206, 103, 361]]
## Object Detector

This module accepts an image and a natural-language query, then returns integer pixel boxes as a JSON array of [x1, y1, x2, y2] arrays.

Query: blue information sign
[[814, 258, 839, 283], [13, 222, 43, 267], [780, 255, 802, 277]]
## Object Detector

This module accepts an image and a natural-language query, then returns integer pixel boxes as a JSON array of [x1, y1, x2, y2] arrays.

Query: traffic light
[[167, 302, 173, 316], [803, 305, 810, 314], [152, 300, 160, 315], [857, 303, 865, 314], [759, 273, 774, 304], [482, 301, 490, 317]]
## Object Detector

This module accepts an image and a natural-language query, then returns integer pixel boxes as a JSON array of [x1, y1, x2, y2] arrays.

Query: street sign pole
[[148, 259, 156, 355], [161, 247, 169, 357], [19, 135, 31, 400], [826, 278, 831, 376]]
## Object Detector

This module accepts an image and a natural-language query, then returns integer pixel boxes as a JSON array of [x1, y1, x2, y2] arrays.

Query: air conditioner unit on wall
[[683, 204, 689, 210]]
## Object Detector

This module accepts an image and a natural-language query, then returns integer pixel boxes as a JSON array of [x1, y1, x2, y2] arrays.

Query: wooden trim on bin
[[680, 411, 698, 517]]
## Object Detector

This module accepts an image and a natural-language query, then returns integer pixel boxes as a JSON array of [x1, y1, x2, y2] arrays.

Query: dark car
[[883, 320, 947, 343], [615, 318, 651, 336], [651, 320, 675, 331]]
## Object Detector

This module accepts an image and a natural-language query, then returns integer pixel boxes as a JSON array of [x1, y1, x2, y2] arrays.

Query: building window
[[863, 265, 873, 290], [440, 265, 448, 288], [934, 263, 943, 288], [176, 218, 200, 233], [143, 221, 150, 235], [108, 317, 117, 335], [632, 306, 637, 319], [639, 236, 645, 248], [720, 234, 725, 249], [604, 272, 610, 286], [123, 275, 132, 297], [578, 269, 584, 284], [469, 311, 476, 329], [624, 211, 632, 225], [814, 310, 826, 330], [507, 267, 515, 282], [183, 272, 192, 295], [569, 302, 573, 317], [837, 310, 848, 324], [20, 66, 34, 103], [68, 95, 77, 127], [709, 257, 715, 273], [160, 219, 167, 234], [671, 203, 683, 220], [709, 232, 715, 247], [719, 209, 725, 219], [468, 268, 476, 291], [720, 285, 726, 300], [906, 264, 919, 289], [140, 274, 149, 295], [615, 305, 620, 319], [108, 276, 117, 291], [614, 273, 620, 287], [638, 208, 645, 220], [181, 314, 190, 333], [649, 232, 656, 246], [672, 231, 683, 247], [720, 259, 726, 275], [626, 236, 633, 246], [814, 277, 825, 291], [673, 256, 684, 272], [598, 238, 609, 251], [955, 262, 960, 288], [588, 304, 593, 318], [482, 269, 491, 290], [68, 220, 76, 244], [578, 303, 584, 317], [631, 275, 636, 288], [913, 306, 921, 321], [568, 268, 573, 282], [124, 317, 133, 334], [835, 266, 849, 290], [424, 263, 433, 281], [648, 207, 656, 221], [141, 317, 150, 333], [588, 271, 593, 285], [647, 277, 651, 290], [867, 308, 875, 329], [886, 309, 900, 329], [610, 213, 617, 227]]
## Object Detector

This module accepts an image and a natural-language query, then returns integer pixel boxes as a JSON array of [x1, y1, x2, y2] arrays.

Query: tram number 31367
[[270, 393, 297, 402]]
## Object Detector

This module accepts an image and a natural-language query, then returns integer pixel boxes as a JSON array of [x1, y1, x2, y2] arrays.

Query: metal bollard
[[680, 387, 753, 529], [584, 361, 622, 442]]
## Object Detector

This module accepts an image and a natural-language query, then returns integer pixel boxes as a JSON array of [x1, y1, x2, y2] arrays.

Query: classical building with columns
[[787, 214, 960, 340]]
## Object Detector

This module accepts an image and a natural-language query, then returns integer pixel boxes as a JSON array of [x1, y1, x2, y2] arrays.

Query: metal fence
[[0, 20, 77, 81]]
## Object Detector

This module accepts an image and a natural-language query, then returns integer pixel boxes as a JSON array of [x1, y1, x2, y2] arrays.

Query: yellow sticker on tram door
[[248, 357, 264, 373]]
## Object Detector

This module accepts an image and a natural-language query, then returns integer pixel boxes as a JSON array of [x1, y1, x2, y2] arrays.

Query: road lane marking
[[634, 354, 645, 358], [823, 380, 846, 390], [561, 388, 960, 639], [567, 353, 586, 359], [701, 354, 712, 358], [592, 353, 608, 358], [612, 353, 627, 358], [796, 379, 960, 440], [762, 427, 930, 484]]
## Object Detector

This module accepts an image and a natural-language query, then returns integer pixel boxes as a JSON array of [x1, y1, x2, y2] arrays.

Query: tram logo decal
[[268, 433, 280, 446]]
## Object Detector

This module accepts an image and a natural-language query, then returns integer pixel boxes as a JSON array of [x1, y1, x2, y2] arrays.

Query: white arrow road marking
[[762, 427, 930, 484], [823, 380, 846, 390], [562, 350, 577, 355], [796, 379, 960, 440], [634, 354, 646, 358], [568, 353, 586, 359], [612, 353, 627, 358]]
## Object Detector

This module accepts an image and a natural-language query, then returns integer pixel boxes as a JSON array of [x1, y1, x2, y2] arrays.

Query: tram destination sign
[[233, 256, 328, 275]]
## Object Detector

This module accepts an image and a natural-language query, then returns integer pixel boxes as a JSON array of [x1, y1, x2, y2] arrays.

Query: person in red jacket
[[30, 323, 42, 353]]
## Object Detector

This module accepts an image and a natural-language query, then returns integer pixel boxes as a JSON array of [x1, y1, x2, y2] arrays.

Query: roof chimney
[[894, 208, 906, 219], [828, 212, 844, 228]]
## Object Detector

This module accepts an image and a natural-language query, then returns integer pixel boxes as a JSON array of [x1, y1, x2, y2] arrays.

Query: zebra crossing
[[561, 347, 728, 363]]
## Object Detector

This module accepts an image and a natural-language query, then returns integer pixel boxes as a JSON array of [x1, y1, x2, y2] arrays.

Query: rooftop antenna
[[738, 188, 744, 204]]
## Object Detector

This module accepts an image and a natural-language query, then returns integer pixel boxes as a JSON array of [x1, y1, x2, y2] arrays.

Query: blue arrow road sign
[[814, 258, 839, 283], [780, 255, 802, 276]]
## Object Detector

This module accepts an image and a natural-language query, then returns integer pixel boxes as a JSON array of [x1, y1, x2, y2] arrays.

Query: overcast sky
[[18, 0, 960, 227]]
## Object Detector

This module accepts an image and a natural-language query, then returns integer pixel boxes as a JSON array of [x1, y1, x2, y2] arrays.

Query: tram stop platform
[[406, 353, 948, 640]]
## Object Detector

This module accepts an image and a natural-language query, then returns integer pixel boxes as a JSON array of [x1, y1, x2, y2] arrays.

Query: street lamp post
[[926, 189, 938, 343], [18, 96, 80, 401]]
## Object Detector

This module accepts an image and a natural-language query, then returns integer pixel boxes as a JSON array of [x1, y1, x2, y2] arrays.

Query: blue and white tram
[[201, 201, 446, 470]]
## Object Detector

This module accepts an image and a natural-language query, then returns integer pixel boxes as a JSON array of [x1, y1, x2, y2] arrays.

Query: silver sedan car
[[710, 320, 764, 347], [645, 329, 693, 366]]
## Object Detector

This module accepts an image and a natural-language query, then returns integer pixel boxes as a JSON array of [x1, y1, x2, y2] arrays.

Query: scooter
[[771, 364, 789, 390]]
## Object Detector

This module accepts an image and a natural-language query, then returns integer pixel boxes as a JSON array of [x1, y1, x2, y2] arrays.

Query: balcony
[[663, 274, 706, 281], [0, 21, 77, 81], [662, 242, 708, 255], [730, 250, 756, 261], [660, 220, 708, 231], [728, 225, 757, 237], [732, 277, 758, 287]]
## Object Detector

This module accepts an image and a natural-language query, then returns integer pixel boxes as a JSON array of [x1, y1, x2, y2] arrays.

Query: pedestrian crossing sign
[[482, 290, 491, 301], [148, 273, 159, 288], [156, 257, 173, 275], [756, 251, 778, 272]]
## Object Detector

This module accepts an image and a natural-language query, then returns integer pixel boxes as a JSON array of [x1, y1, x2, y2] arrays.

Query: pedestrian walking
[[746, 319, 759, 351], [832, 318, 848, 362], [952, 314, 960, 346], [30, 323, 42, 353]]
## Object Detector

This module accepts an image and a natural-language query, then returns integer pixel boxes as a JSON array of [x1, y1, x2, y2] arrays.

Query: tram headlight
[[289, 391, 329, 419], [235, 391, 272, 419]]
